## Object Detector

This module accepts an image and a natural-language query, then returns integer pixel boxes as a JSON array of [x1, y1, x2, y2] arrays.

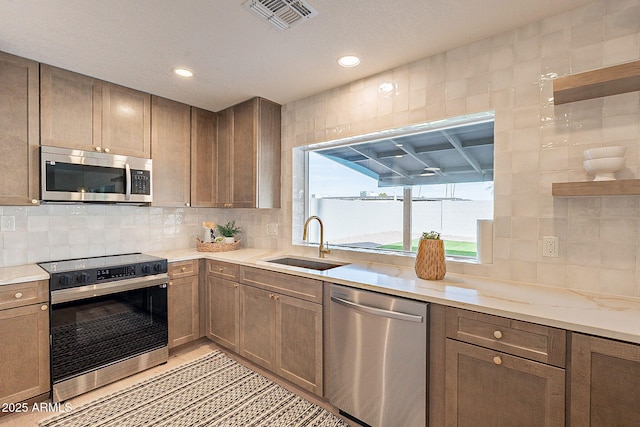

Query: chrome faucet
[[303, 215, 331, 258]]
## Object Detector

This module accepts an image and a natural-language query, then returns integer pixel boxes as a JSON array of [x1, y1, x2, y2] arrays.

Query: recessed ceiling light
[[338, 55, 360, 68], [173, 68, 194, 78]]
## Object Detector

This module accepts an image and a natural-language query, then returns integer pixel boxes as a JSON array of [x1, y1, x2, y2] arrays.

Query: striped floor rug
[[40, 350, 349, 427]]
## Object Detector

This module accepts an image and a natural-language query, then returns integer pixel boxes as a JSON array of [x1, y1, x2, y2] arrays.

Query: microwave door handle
[[125, 163, 131, 200]]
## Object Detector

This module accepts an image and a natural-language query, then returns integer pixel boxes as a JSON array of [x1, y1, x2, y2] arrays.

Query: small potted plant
[[415, 230, 446, 280], [217, 220, 241, 244]]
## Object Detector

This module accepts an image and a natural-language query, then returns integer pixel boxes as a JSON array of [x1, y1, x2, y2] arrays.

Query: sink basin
[[265, 257, 347, 271]]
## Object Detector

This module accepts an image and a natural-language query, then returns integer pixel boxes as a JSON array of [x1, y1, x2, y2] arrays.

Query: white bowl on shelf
[[583, 157, 625, 181], [583, 146, 627, 160]]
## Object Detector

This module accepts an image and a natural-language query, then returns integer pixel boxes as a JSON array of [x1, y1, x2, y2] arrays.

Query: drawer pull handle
[[169, 281, 173, 286], [14, 292, 23, 299], [234, 284, 238, 288], [181, 267, 186, 272], [493, 330, 503, 339], [219, 268, 224, 272], [493, 356, 502, 365], [41, 305, 48, 311]]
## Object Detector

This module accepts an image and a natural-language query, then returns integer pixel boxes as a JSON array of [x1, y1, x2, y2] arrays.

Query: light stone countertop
[[3, 247, 640, 345]]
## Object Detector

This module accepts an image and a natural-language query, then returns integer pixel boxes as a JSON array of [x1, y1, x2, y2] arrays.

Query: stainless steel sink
[[265, 257, 347, 271]]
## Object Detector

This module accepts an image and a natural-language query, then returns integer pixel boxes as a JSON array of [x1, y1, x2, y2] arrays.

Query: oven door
[[50, 275, 168, 401], [40, 145, 152, 203]]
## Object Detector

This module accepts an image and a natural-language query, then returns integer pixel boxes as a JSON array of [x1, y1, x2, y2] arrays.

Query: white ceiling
[[0, 0, 595, 112]]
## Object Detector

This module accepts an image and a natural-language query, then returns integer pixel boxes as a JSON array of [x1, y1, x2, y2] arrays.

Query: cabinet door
[[0, 304, 50, 405], [0, 52, 39, 205], [40, 64, 100, 151], [445, 339, 565, 427], [231, 98, 257, 208], [239, 284, 275, 370], [101, 82, 150, 157], [255, 97, 281, 208], [215, 107, 233, 207], [206, 275, 239, 352], [151, 96, 191, 207], [168, 275, 199, 349], [570, 333, 640, 427], [276, 294, 323, 395], [191, 107, 217, 207]]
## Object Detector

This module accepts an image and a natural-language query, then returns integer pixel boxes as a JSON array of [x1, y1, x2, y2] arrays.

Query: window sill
[[292, 242, 479, 268]]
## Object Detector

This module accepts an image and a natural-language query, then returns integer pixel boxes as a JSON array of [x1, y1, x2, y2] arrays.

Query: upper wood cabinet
[[216, 97, 281, 208], [191, 107, 218, 207], [40, 64, 151, 158], [151, 96, 192, 207], [100, 82, 151, 157], [0, 52, 40, 206], [569, 333, 640, 426]]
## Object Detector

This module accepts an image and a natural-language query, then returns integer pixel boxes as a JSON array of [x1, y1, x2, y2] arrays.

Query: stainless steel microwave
[[40, 146, 152, 204]]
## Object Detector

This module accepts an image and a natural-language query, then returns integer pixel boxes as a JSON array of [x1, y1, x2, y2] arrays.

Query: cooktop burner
[[39, 253, 168, 291]]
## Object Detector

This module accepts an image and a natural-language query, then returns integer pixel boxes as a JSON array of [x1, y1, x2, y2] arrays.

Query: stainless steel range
[[38, 253, 169, 402]]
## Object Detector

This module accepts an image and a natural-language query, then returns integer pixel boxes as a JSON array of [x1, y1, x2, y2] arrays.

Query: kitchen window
[[298, 111, 495, 260]]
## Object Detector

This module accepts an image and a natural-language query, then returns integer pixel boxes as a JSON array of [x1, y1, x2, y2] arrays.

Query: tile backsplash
[[281, 0, 640, 297], [1, 0, 640, 298], [0, 205, 282, 266]]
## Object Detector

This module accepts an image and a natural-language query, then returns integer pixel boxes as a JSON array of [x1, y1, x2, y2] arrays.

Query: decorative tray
[[196, 238, 241, 252]]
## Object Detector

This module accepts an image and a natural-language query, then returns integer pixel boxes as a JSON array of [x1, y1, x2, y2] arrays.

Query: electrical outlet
[[266, 223, 278, 236], [1, 216, 15, 232], [542, 236, 558, 257]]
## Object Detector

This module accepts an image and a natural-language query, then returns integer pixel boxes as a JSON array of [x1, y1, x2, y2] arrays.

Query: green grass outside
[[379, 239, 477, 257]]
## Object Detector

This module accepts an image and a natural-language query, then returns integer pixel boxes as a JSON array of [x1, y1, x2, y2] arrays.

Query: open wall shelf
[[552, 179, 640, 197], [553, 60, 640, 105]]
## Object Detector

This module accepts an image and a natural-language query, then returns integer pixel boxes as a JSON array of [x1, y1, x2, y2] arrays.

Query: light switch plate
[[1, 216, 15, 232]]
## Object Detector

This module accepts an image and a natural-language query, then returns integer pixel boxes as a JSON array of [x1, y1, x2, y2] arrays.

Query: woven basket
[[415, 238, 446, 280], [196, 238, 241, 252]]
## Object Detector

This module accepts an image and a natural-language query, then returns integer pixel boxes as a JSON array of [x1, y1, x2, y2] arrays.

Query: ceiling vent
[[243, 0, 319, 30]]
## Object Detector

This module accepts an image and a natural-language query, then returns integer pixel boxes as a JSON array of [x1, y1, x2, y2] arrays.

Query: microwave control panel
[[132, 170, 151, 195]]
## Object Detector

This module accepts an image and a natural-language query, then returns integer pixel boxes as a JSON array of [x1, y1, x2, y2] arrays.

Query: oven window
[[46, 162, 126, 194], [50, 286, 167, 383]]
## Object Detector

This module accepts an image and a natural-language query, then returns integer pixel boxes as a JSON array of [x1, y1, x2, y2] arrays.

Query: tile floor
[[0, 339, 354, 427]]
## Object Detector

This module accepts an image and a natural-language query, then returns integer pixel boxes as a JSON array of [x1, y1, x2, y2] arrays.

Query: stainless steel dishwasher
[[329, 284, 428, 427]]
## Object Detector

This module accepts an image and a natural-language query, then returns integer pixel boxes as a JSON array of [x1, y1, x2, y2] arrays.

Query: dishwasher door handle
[[331, 296, 423, 323]]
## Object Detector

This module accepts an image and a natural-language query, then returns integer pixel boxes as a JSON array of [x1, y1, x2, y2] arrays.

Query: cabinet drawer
[[168, 259, 199, 278], [445, 307, 566, 367], [239, 266, 322, 304], [207, 260, 239, 281], [0, 280, 48, 311]]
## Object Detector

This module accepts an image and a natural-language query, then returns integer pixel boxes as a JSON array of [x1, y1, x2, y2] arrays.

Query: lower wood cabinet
[[206, 275, 240, 352], [445, 339, 565, 426], [205, 261, 323, 396], [442, 307, 566, 426], [168, 260, 199, 349], [239, 284, 276, 371], [570, 333, 640, 426], [238, 283, 323, 395], [0, 281, 49, 405]]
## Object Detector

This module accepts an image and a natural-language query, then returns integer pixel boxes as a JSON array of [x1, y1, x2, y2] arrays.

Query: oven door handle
[[51, 273, 168, 304]]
